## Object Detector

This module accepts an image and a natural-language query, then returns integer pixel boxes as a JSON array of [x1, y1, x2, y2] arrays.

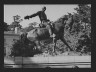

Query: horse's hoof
[[72, 65, 79, 68], [45, 67, 51, 68], [70, 49, 74, 51], [52, 53, 56, 56]]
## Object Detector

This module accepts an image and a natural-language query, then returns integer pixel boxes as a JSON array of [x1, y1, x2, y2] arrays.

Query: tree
[[10, 34, 42, 57], [8, 15, 23, 31], [29, 22, 38, 27], [74, 4, 91, 23], [21, 22, 37, 33], [9, 22, 22, 29], [73, 4, 91, 53], [52, 4, 91, 54], [4, 22, 9, 31]]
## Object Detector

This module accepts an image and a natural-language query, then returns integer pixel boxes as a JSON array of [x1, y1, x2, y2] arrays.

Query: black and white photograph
[[4, 4, 91, 68]]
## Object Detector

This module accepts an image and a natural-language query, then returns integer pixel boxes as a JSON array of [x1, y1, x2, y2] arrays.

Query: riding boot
[[49, 29, 53, 37], [46, 23, 53, 37]]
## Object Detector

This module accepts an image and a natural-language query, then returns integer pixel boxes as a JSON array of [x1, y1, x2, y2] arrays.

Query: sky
[[4, 4, 78, 28]]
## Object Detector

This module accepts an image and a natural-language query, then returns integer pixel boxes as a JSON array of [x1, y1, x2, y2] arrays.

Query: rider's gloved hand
[[24, 15, 30, 20]]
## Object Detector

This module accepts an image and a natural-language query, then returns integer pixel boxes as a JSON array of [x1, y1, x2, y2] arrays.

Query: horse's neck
[[67, 16, 74, 23]]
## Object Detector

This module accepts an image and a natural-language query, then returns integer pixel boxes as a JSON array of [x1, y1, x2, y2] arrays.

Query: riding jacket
[[29, 11, 48, 23]]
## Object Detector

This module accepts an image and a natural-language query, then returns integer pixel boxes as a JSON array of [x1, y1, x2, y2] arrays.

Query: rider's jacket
[[29, 11, 48, 23]]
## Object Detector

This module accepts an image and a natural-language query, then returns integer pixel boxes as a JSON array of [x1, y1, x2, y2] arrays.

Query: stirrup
[[53, 34, 56, 37], [50, 35, 53, 38]]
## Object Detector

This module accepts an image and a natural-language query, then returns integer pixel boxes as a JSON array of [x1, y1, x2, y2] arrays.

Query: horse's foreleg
[[53, 37, 57, 53], [60, 37, 73, 51], [69, 24, 73, 32], [35, 41, 41, 50]]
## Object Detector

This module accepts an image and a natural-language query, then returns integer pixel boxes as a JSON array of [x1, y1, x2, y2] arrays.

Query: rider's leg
[[43, 21, 53, 37], [49, 28, 53, 37], [47, 25, 53, 37]]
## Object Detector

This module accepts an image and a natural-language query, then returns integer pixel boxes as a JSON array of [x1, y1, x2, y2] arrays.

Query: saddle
[[39, 21, 54, 29], [39, 23, 46, 28]]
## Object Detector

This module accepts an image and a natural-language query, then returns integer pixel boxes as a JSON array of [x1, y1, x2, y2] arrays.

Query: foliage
[[29, 22, 38, 27], [10, 4, 91, 56], [10, 35, 42, 57], [8, 15, 23, 31], [77, 34, 91, 53], [21, 22, 37, 33], [74, 4, 91, 23], [39, 4, 91, 55], [21, 26, 34, 33], [4, 22, 10, 31], [8, 22, 22, 31]]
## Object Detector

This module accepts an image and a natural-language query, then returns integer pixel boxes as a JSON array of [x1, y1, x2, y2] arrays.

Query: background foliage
[[10, 4, 91, 56]]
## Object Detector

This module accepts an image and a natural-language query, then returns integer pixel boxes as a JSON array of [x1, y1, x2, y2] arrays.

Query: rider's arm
[[29, 11, 40, 18]]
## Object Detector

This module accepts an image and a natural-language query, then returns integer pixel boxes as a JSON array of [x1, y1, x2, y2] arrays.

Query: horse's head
[[61, 13, 74, 24], [68, 13, 72, 17], [68, 13, 74, 21], [60, 15, 69, 25]]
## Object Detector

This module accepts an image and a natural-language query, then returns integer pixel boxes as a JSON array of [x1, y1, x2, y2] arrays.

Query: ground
[[4, 51, 91, 68], [34, 50, 91, 57]]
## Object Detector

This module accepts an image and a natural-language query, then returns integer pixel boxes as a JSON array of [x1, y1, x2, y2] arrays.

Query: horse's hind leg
[[60, 37, 73, 51]]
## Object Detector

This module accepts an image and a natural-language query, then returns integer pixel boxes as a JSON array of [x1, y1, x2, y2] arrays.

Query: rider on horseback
[[24, 6, 53, 38]]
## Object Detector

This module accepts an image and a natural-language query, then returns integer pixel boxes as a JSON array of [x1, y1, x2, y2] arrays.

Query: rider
[[24, 6, 53, 37]]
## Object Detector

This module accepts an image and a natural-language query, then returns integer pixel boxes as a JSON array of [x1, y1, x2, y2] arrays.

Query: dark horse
[[21, 15, 74, 54]]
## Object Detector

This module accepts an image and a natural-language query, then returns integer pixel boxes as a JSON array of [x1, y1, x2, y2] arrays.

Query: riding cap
[[42, 6, 46, 10]]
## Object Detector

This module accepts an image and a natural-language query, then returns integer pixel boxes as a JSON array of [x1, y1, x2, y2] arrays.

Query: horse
[[21, 15, 74, 55]]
